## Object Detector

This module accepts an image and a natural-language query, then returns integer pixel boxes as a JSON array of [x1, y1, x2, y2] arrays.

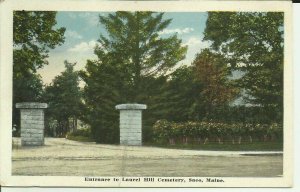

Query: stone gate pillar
[[16, 102, 48, 146], [115, 104, 147, 146]]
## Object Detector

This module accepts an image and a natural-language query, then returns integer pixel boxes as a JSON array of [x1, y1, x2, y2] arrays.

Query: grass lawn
[[66, 135, 94, 142], [145, 142, 283, 151], [66, 135, 283, 151]]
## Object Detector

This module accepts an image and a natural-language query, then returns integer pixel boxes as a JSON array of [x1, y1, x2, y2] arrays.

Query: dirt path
[[12, 138, 283, 177]]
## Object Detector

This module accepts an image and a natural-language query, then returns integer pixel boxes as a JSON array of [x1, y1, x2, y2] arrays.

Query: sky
[[37, 12, 210, 85]]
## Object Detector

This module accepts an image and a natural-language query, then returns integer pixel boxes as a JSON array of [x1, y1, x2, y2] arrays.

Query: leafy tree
[[80, 60, 121, 143], [203, 12, 283, 122], [13, 11, 65, 130], [150, 66, 201, 122], [192, 49, 239, 120], [80, 11, 187, 143], [44, 61, 83, 137], [13, 11, 65, 71]]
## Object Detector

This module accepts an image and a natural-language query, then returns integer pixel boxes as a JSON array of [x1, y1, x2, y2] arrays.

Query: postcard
[[0, 0, 293, 187]]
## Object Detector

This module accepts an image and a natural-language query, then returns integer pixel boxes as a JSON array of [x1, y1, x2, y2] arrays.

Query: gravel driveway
[[12, 138, 283, 177]]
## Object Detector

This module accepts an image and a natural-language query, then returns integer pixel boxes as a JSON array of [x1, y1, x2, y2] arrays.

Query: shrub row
[[152, 120, 283, 144], [66, 128, 92, 139]]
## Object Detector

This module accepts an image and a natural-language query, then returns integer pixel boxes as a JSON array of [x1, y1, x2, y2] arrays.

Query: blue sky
[[38, 12, 210, 84]]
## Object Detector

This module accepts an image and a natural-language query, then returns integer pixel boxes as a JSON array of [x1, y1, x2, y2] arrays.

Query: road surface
[[12, 138, 283, 177]]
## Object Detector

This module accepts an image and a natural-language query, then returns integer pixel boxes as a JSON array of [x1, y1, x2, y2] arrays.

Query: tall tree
[[44, 61, 83, 137], [80, 11, 187, 143], [13, 11, 65, 130], [203, 12, 283, 122], [192, 49, 239, 120], [95, 11, 187, 102], [150, 66, 201, 122], [80, 60, 121, 143]]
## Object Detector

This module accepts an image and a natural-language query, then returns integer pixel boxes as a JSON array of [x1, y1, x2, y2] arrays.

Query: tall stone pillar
[[16, 102, 48, 146], [115, 104, 147, 146]]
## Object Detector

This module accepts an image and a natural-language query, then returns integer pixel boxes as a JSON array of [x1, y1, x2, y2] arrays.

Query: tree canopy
[[192, 49, 239, 119], [13, 11, 65, 131], [204, 12, 283, 113], [44, 61, 83, 137], [80, 11, 188, 143], [13, 11, 66, 72], [94, 11, 187, 102]]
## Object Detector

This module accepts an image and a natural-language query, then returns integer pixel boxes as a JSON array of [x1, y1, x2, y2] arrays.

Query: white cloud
[[38, 50, 98, 85], [78, 12, 100, 26], [180, 36, 212, 65], [183, 37, 202, 47], [65, 30, 83, 39], [159, 27, 194, 35], [68, 40, 100, 52], [184, 36, 211, 50], [66, 12, 100, 26]]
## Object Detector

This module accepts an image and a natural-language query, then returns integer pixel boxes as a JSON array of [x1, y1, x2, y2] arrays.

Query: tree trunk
[[74, 117, 77, 131], [169, 138, 175, 145], [53, 124, 56, 137], [197, 137, 201, 144], [217, 137, 222, 144], [182, 136, 188, 144], [238, 136, 242, 144], [66, 119, 69, 136], [204, 137, 209, 144]]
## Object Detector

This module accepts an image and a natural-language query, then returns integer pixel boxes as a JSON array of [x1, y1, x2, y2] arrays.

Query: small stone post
[[115, 104, 147, 146], [16, 102, 48, 146]]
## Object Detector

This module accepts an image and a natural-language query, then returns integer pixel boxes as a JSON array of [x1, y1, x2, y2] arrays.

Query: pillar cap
[[115, 103, 147, 110], [16, 102, 48, 109]]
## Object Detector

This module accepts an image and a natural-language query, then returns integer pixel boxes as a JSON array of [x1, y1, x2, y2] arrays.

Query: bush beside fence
[[152, 120, 283, 145]]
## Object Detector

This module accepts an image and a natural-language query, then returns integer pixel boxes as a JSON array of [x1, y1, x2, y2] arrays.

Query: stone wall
[[16, 102, 47, 146]]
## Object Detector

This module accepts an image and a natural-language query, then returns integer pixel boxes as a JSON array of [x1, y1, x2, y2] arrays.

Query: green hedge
[[66, 128, 94, 142], [152, 120, 283, 144]]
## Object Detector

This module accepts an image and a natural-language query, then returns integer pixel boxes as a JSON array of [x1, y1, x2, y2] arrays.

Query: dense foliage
[[80, 11, 187, 143], [80, 61, 121, 143], [13, 11, 65, 132], [79, 11, 284, 144], [96, 12, 187, 101], [153, 120, 283, 145], [43, 61, 83, 137], [204, 12, 283, 123], [192, 49, 239, 120]]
